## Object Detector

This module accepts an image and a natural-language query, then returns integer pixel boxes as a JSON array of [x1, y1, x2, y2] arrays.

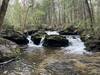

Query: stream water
[[0, 31, 90, 75]]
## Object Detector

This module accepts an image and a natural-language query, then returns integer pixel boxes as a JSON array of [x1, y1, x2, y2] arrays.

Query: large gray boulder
[[0, 37, 21, 64]]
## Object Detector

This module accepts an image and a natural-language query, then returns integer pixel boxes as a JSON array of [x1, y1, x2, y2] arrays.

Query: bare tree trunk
[[85, 0, 94, 33], [0, 0, 9, 31], [63, 0, 66, 24], [23, 5, 32, 31]]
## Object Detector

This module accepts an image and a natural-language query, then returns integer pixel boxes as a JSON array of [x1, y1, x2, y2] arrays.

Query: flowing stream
[[0, 31, 90, 75], [27, 31, 88, 54], [63, 35, 88, 54]]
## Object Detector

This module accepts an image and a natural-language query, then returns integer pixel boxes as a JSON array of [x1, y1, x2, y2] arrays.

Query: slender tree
[[0, 0, 10, 31], [85, 0, 95, 32]]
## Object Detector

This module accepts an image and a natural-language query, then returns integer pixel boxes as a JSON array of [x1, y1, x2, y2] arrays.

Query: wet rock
[[80, 32, 100, 52], [80, 33, 93, 42], [0, 30, 29, 45], [0, 37, 21, 63], [24, 30, 38, 36], [85, 40, 100, 52], [36, 52, 100, 75], [31, 31, 46, 45], [43, 35, 69, 47], [59, 26, 79, 35], [59, 30, 78, 35], [45, 62, 78, 75], [36, 54, 81, 75]]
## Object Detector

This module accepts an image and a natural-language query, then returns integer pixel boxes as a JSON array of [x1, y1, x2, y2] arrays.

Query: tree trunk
[[0, 0, 9, 31], [85, 0, 94, 33]]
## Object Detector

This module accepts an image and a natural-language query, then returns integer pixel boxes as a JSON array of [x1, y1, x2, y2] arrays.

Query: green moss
[[46, 35, 66, 40]]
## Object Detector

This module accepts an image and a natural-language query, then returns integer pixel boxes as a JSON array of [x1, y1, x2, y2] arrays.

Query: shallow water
[[0, 31, 90, 75], [0, 47, 63, 75], [0, 47, 88, 75]]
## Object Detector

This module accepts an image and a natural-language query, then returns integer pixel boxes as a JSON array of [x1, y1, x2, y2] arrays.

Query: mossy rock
[[0, 37, 21, 63], [43, 35, 69, 47], [31, 31, 46, 45], [59, 26, 79, 35], [85, 40, 100, 52], [23, 29, 38, 36], [0, 30, 29, 45]]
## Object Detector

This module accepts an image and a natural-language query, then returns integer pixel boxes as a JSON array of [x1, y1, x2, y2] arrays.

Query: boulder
[[85, 40, 100, 52], [59, 26, 79, 35], [59, 30, 78, 35], [0, 37, 21, 64], [31, 31, 46, 45], [43, 35, 69, 47], [0, 30, 29, 45], [80, 33, 100, 52], [24, 30, 38, 36]]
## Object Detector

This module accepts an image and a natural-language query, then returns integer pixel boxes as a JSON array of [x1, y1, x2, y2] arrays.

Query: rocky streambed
[[0, 29, 100, 75]]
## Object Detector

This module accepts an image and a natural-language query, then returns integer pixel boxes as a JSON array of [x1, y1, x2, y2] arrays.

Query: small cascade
[[27, 36, 36, 47], [39, 36, 45, 46], [45, 31, 59, 35], [27, 35, 45, 47], [27, 31, 90, 55], [63, 35, 89, 54]]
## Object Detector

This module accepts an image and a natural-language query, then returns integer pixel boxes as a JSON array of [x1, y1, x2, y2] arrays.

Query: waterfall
[[27, 31, 59, 47], [39, 36, 45, 47], [63, 35, 89, 54], [27, 35, 45, 47], [27, 31, 90, 55], [27, 36, 36, 47]]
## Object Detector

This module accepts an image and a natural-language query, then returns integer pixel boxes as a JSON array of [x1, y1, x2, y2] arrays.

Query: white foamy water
[[39, 36, 45, 46], [27, 36, 45, 47], [45, 31, 59, 35], [63, 35, 89, 54], [27, 36, 36, 47]]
